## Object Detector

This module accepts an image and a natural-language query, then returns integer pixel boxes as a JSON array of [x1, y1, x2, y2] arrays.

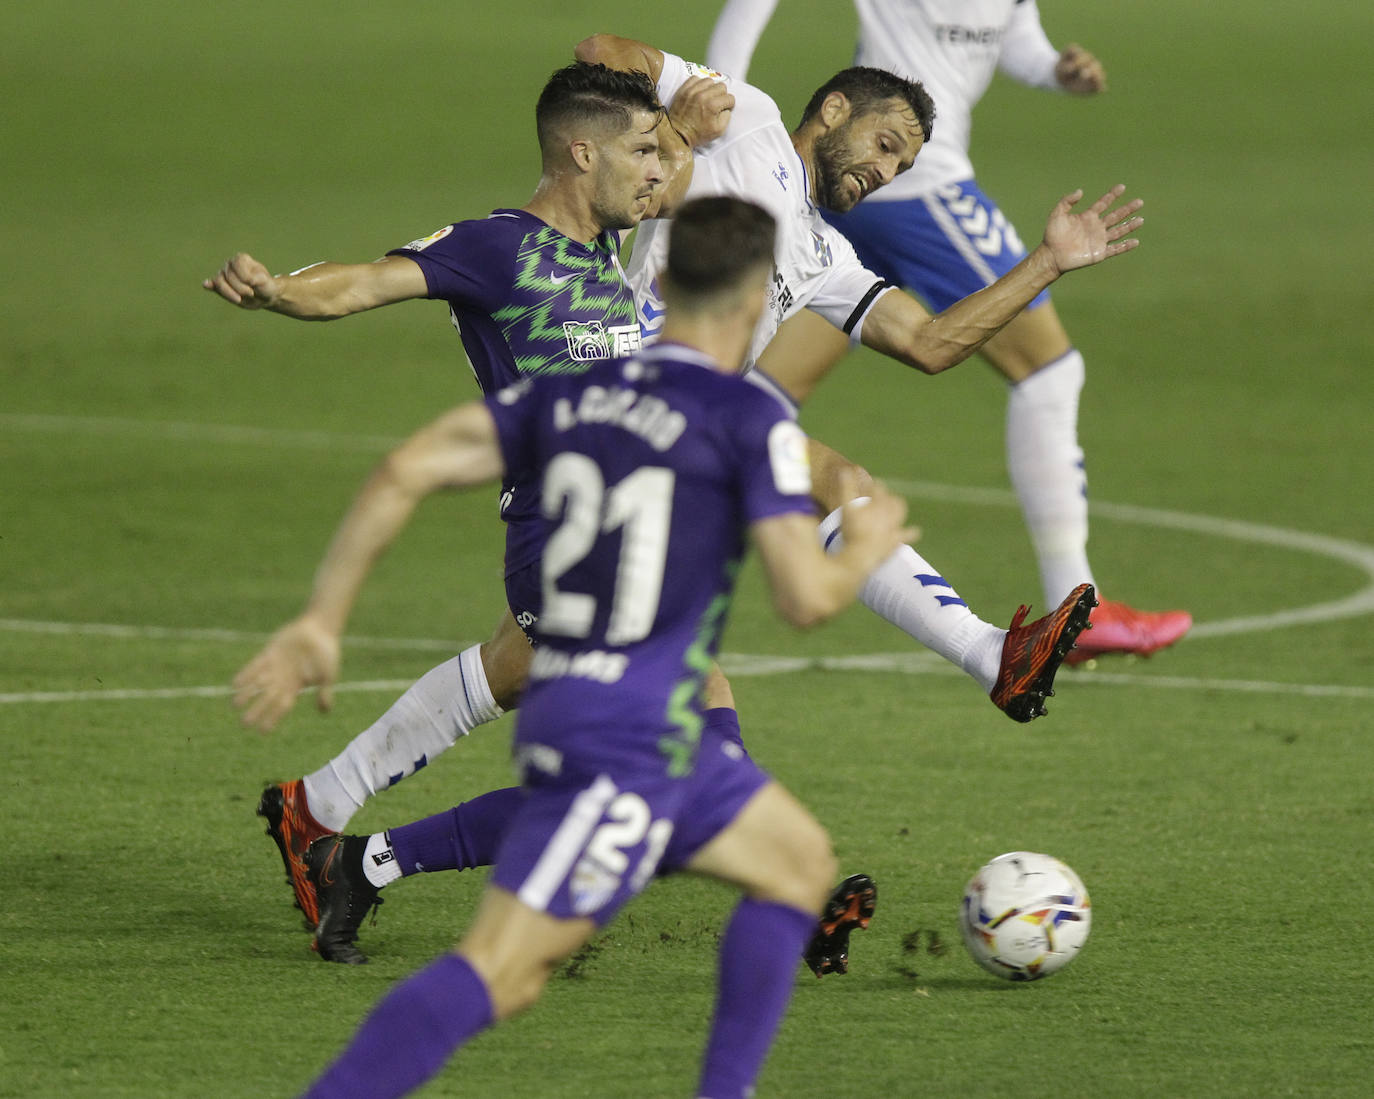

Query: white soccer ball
[[959, 851, 1091, 981]]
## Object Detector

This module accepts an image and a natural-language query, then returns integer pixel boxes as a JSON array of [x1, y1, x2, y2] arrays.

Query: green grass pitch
[[3, 1, 1372, 1095]]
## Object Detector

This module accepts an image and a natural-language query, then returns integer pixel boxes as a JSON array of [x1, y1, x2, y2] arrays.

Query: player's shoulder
[[658, 50, 783, 151], [695, 366, 796, 437], [392, 209, 532, 258]]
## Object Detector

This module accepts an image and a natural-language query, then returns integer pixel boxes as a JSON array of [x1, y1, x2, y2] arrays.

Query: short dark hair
[[664, 197, 776, 300], [536, 62, 663, 155], [799, 67, 936, 143]]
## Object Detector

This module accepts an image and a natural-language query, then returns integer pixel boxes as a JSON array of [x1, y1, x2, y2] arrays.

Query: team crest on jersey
[[400, 224, 453, 252], [571, 856, 620, 916], [563, 320, 642, 362]]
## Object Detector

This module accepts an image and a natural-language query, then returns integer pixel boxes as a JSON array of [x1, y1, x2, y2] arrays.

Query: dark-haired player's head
[[795, 67, 935, 213], [536, 62, 666, 230], [660, 197, 776, 368]]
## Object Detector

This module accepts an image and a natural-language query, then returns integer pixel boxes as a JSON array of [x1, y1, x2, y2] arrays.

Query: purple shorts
[[489, 731, 771, 926]]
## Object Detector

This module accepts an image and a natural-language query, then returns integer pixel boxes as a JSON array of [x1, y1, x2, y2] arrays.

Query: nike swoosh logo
[[550, 271, 577, 286]]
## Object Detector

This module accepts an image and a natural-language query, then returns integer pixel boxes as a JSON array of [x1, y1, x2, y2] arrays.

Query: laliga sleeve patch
[[685, 61, 727, 81], [400, 225, 454, 252], [767, 421, 811, 497]]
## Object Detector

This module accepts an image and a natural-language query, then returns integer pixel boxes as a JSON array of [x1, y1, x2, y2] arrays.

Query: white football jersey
[[706, 0, 1062, 200], [626, 51, 892, 366]]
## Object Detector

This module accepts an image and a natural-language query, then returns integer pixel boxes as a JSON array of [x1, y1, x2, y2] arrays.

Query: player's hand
[[1041, 185, 1143, 273], [232, 615, 341, 732], [668, 75, 735, 148], [1055, 45, 1106, 95], [203, 252, 281, 309]]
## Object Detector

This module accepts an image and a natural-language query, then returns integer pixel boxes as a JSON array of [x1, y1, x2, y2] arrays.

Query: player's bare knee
[[799, 831, 839, 912], [460, 948, 552, 1021], [480, 616, 533, 709], [761, 814, 836, 913]]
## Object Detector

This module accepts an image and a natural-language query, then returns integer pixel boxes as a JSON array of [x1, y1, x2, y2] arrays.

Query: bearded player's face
[[812, 98, 924, 213]]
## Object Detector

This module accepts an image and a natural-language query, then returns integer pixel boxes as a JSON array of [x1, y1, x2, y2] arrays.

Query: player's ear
[[819, 91, 853, 131], [569, 137, 596, 173]]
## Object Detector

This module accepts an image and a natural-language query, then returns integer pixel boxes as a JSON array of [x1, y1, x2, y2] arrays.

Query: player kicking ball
[[284, 197, 913, 1099], [218, 54, 1105, 960]]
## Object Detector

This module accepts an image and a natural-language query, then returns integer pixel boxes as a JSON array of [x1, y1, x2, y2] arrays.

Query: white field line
[[0, 618, 468, 653], [9, 413, 1372, 638], [1, 655, 1370, 705], [4, 415, 1371, 705], [0, 412, 396, 453], [887, 480, 1374, 639]]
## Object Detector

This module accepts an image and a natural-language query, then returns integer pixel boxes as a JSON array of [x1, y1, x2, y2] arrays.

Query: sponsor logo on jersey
[[530, 647, 629, 685], [768, 269, 794, 322], [933, 24, 1005, 48], [400, 224, 453, 251], [563, 320, 642, 361]]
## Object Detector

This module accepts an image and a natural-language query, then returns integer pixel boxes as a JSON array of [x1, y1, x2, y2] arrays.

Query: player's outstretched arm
[[1040, 184, 1141, 272], [202, 252, 428, 320], [233, 616, 342, 732], [754, 474, 914, 629], [232, 402, 504, 731], [859, 185, 1142, 374]]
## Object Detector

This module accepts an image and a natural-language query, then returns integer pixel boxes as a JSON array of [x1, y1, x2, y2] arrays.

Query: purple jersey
[[485, 342, 814, 778], [389, 211, 644, 575]]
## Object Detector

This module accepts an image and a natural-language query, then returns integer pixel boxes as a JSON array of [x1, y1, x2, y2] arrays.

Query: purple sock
[[389, 787, 523, 875], [697, 899, 814, 1099], [702, 707, 745, 751], [301, 952, 493, 1099]]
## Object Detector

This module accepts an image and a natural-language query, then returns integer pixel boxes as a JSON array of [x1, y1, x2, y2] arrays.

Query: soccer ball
[[959, 851, 1091, 981]]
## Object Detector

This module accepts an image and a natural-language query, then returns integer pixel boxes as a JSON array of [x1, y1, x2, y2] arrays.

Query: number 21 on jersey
[[539, 452, 673, 645]]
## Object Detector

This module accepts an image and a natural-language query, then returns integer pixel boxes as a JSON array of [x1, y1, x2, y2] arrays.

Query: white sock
[[362, 832, 403, 887], [302, 644, 504, 832], [820, 504, 1005, 692], [1006, 349, 1096, 607]]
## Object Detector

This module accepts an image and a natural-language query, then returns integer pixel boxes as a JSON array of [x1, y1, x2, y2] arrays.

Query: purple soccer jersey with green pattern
[[389, 210, 644, 575], [485, 341, 814, 779]]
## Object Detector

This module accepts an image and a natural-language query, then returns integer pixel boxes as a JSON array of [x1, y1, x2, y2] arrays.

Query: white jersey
[[626, 52, 892, 365], [706, 0, 1062, 199]]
